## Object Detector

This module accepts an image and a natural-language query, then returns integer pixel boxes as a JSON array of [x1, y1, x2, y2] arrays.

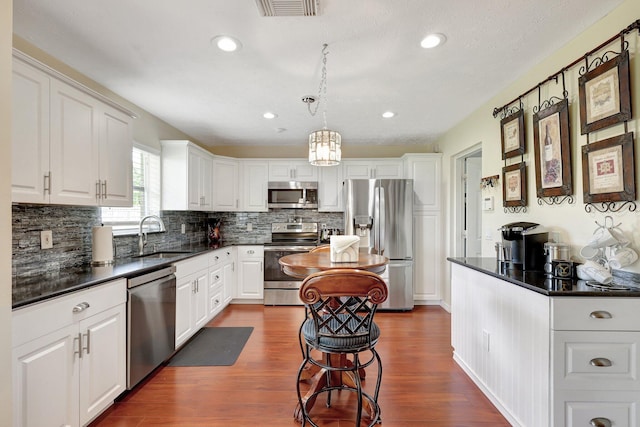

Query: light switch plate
[[41, 230, 53, 249]]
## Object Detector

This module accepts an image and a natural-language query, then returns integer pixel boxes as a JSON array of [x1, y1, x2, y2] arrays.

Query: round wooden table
[[278, 251, 388, 279], [279, 251, 388, 423]]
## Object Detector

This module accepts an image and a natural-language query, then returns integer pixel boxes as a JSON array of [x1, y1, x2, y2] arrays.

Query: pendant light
[[305, 44, 342, 166]]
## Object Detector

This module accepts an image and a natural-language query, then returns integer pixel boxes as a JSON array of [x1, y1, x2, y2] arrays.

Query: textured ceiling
[[13, 0, 623, 148]]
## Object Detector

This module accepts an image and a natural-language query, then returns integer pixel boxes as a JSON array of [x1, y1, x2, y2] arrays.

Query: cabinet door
[[404, 154, 441, 212], [240, 161, 268, 211], [238, 258, 263, 298], [199, 154, 213, 211], [223, 261, 235, 304], [187, 149, 202, 210], [413, 214, 441, 300], [78, 304, 126, 426], [268, 160, 318, 181], [99, 107, 132, 207], [50, 79, 100, 205], [193, 270, 209, 330], [318, 165, 343, 212], [342, 160, 372, 179], [12, 324, 78, 427], [175, 275, 195, 348], [12, 59, 50, 204], [212, 157, 239, 211]]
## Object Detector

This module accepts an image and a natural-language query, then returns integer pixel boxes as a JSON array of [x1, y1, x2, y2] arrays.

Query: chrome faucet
[[138, 215, 166, 255]]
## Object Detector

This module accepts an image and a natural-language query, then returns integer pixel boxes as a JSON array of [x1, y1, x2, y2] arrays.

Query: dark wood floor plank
[[90, 305, 509, 427]]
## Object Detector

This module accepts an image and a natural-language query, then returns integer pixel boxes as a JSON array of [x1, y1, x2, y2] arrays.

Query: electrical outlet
[[482, 329, 490, 352], [246, 223, 253, 231], [41, 230, 53, 249], [181, 224, 186, 234]]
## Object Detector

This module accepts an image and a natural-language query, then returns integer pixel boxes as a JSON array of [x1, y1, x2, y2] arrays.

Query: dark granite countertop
[[447, 257, 640, 297], [12, 240, 269, 309]]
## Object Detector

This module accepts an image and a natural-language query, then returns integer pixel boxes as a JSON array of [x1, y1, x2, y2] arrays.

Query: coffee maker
[[500, 222, 548, 271]]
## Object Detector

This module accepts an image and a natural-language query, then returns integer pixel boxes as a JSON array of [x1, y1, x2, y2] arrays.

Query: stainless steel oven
[[264, 222, 318, 305]]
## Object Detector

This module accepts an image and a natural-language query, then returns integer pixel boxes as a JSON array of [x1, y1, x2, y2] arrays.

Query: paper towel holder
[[91, 224, 115, 266]]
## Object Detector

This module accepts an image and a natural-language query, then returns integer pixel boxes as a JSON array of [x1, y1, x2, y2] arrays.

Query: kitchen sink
[[135, 251, 191, 259]]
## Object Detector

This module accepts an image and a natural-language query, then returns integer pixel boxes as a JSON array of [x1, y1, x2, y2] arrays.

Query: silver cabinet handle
[[590, 358, 612, 367], [248, 250, 254, 254], [74, 333, 83, 359], [95, 180, 101, 201], [590, 310, 612, 319], [72, 302, 90, 313], [83, 330, 91, 355], [43, 172, 51, 195], [590, 418, 612, 427], [102, 180, 107, 199], [215, 275, 220, 280], [214, 255, 219, 261]]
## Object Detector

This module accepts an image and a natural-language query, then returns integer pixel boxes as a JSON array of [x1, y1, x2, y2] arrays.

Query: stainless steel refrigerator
[[344, 179, 414, 310]]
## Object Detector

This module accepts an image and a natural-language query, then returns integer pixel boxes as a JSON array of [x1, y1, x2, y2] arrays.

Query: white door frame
[[452, 143, 482, 258]]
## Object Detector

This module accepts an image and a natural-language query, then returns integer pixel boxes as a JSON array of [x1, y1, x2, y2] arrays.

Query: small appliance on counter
[[91, 224, 114, 265], [543, 242, 573, 278], [500, 221, 548, 271]]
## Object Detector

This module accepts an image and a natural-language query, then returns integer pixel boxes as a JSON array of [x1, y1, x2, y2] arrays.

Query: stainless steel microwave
[[267, 181, 318, 209]]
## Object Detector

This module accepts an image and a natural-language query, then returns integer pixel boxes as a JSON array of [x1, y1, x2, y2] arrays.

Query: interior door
[[464, 156, 482, 258]]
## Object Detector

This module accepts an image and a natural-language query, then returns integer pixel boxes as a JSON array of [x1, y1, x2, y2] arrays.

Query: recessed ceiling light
[[211, 35, 242, 52], [263, 112, 277, 119], [382, 111, 395, 118], [420, 33, 446, 49]]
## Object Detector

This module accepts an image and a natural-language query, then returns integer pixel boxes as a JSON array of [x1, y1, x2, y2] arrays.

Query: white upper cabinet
[[239, 160, 268, 212], [268, 160, 318, 182], [12, 55, 133, 206], [403, 154, 442, 212], [212, 156, 239, 211], [342, 159, 404, 180], [161, 140, 213, 211], [318, 165, 344, 212]]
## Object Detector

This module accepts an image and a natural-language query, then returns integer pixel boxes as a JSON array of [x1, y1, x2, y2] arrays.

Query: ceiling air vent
[[255, 0, 318, 17]]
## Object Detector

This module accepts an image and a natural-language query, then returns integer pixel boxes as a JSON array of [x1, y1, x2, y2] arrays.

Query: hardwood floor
[[90, 305, 509, 426]]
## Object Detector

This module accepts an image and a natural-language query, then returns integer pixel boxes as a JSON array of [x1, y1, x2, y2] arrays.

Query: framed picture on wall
[[582, 132, 635, 203], [533, 99, 572, 198], [578, 50, 632, 134], [502, 162, 527, 207], [501, 110, 525, 159]]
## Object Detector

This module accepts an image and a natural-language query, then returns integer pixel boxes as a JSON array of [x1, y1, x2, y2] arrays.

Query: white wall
[[1, 0, 13, 425], [437, 0, 640, 305]]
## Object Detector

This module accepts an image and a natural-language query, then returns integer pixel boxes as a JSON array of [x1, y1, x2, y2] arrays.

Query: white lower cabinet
[[174, 254, 209, 348], [237, 246, 264, 300], [413, 214, 441, 301], [551, 297, 640, 427], [12, 279, 126, 427], [452, 263, 640, 427]]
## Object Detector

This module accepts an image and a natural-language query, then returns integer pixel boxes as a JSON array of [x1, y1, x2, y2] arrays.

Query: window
[[101, 144, 161, 235]]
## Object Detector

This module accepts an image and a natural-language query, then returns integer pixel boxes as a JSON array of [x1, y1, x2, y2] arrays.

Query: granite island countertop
[[13, 240, 269, 309], [447, 257, 640, 297]]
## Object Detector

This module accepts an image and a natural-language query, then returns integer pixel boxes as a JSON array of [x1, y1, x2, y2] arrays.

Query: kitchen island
[[448, 257, 640, 427]]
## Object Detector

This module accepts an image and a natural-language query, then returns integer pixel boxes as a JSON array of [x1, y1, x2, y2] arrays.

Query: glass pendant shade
[[308, 129, 342, 166]]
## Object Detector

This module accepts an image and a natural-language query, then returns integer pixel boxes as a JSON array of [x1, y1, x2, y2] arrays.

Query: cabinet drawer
[[553, 390, 640, 427], [238, 245, 263, 259], [553, 331, 640, 391], [210, 247, 233, 267], [209, 266, 223, 286], [551, 297, 640, 331], [13, 279, 126, 348], [174, 253, 208, 277]]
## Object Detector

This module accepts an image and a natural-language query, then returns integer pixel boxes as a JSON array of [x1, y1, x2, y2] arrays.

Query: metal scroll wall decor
[[492, 19, 640, 214], [499, 99, 527, 213], [579, 34, 636, 213], [533, 71, 574, 207]]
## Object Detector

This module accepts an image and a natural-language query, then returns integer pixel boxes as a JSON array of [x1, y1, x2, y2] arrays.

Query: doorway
[[454, 145, 482, 258]]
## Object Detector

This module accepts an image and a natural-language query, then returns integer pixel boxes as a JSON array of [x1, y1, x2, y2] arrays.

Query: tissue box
[[330, 235, 359, 262]]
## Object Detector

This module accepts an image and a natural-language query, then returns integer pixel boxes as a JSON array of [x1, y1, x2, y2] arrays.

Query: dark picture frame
[[500, 110, 525, 159], [582, 132, 635, 203], [578, 50, 632, 134], [533, 99, 572, 198], [502, 162, 527, 207]]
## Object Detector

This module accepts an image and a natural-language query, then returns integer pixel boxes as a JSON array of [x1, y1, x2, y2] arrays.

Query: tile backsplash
[[12, 204, 342, 277]]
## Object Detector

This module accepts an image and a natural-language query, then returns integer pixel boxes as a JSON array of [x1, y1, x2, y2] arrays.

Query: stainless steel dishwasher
[[127, 265, 176, 389]]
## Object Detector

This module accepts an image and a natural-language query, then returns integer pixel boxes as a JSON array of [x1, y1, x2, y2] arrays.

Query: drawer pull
[[72, 302, 90, 313], [589, 310, 612, 319], [590, 357, 612, 367], [590, 417, 612, 427]]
